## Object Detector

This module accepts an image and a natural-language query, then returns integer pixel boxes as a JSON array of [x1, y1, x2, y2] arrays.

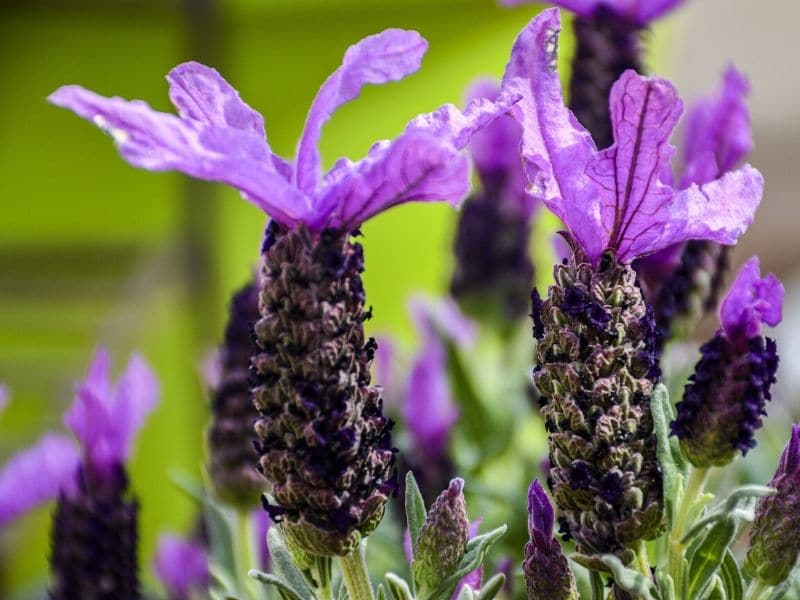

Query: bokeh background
[[1, 0, 797, 597]]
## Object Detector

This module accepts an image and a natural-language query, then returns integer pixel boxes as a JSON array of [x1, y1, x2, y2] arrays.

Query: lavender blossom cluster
[[2, 0, 799, 599]]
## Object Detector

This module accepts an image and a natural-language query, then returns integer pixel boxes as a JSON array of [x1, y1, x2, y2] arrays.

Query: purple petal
[[153, 533, 209, 600], [49, 85, 311, 227], [0, 434, 79, 527], [777, 424, 800, 479], [719, 257, 784, 342], [65, 349, 159, 470], [586, 71, 683, 263], [501, 10, 601, 259], [405, 336, 458, 460], [167, 61, 292, 180], [680, 65, 752, 188], [294, 29, 428, 194], [406, 89, 522, 152], [527, 479, 554, 539], [315, 130, 469, 232], [465, 79, 531, 212]]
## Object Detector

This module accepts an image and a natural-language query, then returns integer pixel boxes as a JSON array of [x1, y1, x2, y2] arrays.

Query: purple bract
[[501, 9, 763, 265], [501, 0, 687, 26], [50, 30, 519, 233], [720, 257, 783, 344]]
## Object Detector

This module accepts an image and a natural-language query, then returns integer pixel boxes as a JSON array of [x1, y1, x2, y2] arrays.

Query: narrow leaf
[[385, 573, 414, 600], [687, 517, 737, 599], [405, 470, 427, 552], [599, 555, 659, 600], [652, 384, 679, 526], [719, 550, 743, 600], [267, 527, 315, 600], [477, 573, 506, 600], [248, 570, 305, 600], [377, 584, 386, 600]]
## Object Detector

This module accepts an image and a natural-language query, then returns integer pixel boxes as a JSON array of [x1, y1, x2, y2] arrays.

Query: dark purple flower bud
[[153, 533, 210, 600], [207, 281, 265, 508], [672, 258, 783, 467], [412, 479, 470, 591], [49, 349, 158, 600], [533, 247, 664, 565], [523, 480, 578, 600], [252, 222, 396, 557], [450, 81, 535, 323], [745, 425, 800, 585]]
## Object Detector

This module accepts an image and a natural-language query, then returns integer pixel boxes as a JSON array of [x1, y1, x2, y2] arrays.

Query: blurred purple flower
[[0, 348, 156, 527], [720, 257, 783, 345], [501, 0, 686, 26], [0, 434, 80, 527], [453, 519, 483, 596], [252, 508, 271, 570], [50, 31, 519, 233], [501, 9, 762, 265], [405, 298, 475, 460], [154, 534, 210, 600], [0, 384, 7, 418]]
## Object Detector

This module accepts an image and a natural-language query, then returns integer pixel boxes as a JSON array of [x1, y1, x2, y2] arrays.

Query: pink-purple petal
[[0, 434, 80, 527], [317, 130, 470, 232], [153, 533, 210, 600], [294, 29, 428, 194], [64, 349, 159, 471], [501, 9, 600, 255], [586, 71, 683, 263], [49, 85, 310, 227], [720, 257, 784, 342], [681, 65, 752, 188]]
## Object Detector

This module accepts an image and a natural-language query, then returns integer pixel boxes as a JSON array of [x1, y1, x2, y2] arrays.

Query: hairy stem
[[668, 467, 708, 593], [339, 546, 375, 600], [744, 579, 769, 600], [235, 509, 257, 600], [632, 540, 651, 578]]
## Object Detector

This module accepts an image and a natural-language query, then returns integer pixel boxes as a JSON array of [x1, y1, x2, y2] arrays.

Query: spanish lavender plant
[[450, 80, 535, 325], [504, 7, 762, 567], [49, 30, 517, 599], [671, 257, 782, 468], [745, 425, 800, 594], [0, 349, 158, 599], [640, 67, 754, 345], [523, 480, 578, 600], [206, 280, 264, 508]]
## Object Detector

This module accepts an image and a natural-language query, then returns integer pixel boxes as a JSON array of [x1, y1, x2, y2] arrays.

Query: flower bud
[[744, 424, 800, 585], [412, 478, 469, 591]]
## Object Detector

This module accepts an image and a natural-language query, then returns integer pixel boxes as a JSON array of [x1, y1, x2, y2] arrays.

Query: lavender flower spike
[[523, 481, 578, 600], [154, 533, 210, 600], [50, 31, 518, 234], [745, 424, 800, 586], [52, 348, 159, 600], [672, 258, 783, 467], [502, 9, 763, 266]]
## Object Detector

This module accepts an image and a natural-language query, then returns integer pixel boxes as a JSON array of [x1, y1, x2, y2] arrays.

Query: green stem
[[744, 579, 769, 600], [339, 546, 375, 600], [668, 467, 708, 594], [590, 570, 605, 600], [633, 540, 651, 578], [235, 509, 257, 600]]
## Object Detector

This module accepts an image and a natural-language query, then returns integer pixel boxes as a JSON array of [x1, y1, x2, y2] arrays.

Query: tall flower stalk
[[503, 7, 762, 569]]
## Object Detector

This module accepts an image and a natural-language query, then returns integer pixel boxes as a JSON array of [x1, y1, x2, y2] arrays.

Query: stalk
[[339, 547, 375, 600], [668, 467, 708, 591]]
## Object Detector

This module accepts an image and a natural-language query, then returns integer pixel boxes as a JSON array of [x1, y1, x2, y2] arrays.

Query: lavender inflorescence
[[671, 334, 778, 467], [50, 465, 139, 600], [251, 221, 396, 557], [534, 249, 664, 564], [207, 281, 264, 508]]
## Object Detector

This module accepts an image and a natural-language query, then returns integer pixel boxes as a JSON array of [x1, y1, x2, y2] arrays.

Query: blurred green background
[[7, 0, 788, 597]]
